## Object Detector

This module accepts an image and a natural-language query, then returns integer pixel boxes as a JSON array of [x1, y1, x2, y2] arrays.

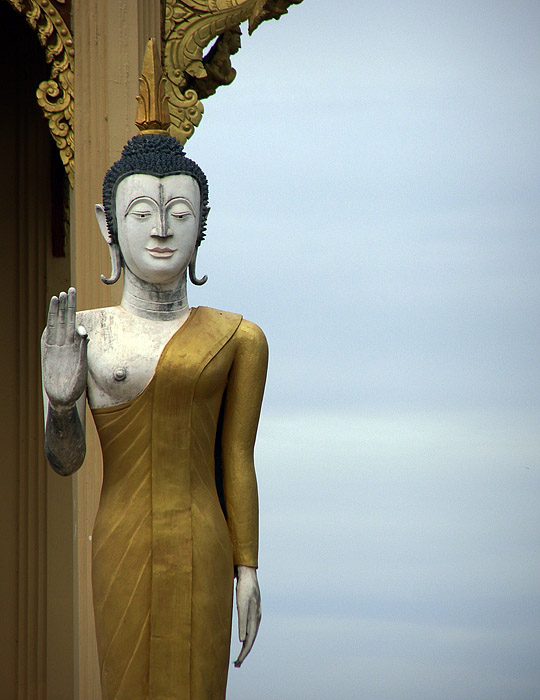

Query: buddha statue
[[41, 130, 267, 699]]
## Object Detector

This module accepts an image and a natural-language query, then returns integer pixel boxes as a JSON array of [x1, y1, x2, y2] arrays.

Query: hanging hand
[[234, 565, 261, 668]]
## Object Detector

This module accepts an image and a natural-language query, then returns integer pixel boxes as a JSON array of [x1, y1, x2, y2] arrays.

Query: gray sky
[[187, 2, 540, 698]]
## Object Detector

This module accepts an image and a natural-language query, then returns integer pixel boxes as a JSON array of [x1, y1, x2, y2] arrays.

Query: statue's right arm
[[41, 288, 89, 476]]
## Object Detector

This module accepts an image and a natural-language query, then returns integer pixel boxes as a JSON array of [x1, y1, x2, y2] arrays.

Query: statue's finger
[[57, 291, 67, 345], [247, 597, 261, 643], [233, 642, 247, 667], [237, 601, 247, 643], [234, 639, 249, 668], [242, 600, 258, 655], [46, 296, 59, 345], [66, 287, 77, 343], [77, 326, 89, 358]]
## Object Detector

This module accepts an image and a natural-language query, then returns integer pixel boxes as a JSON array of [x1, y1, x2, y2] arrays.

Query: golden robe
[[90, 307, 268, 700]]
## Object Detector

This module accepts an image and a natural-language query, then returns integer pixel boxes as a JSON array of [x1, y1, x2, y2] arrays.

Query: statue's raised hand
[[43, 287, 89, 408]]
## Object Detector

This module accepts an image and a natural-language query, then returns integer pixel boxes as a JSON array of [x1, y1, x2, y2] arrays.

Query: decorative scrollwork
[[166, 85, 204, 143], [249, 0, 303, 34], [163, 0, 303, 143], [10, 0, 74, 185]]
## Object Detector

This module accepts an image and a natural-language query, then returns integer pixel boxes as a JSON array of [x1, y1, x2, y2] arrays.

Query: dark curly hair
[[102, 134, 210, 246]]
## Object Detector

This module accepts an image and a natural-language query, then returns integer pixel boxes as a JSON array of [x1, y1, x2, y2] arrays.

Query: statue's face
[[115, 173, 201, 285]]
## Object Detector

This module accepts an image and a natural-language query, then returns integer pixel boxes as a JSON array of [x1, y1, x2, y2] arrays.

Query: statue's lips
[[146, 247, 176, 257]]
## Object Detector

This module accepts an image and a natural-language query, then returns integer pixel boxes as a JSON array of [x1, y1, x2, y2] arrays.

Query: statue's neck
[[121, 266, 190, 321]]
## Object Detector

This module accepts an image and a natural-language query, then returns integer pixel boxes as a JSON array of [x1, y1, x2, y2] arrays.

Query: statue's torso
[[77, 305, 190, 409], [89, 305, 251, 700]]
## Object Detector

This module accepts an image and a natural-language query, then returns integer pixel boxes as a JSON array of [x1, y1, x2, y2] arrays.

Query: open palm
[[42, 287, 88, 407]]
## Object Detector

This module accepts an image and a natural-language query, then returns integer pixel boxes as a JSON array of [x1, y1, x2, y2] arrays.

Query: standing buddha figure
[[42, 42, 267, 700]]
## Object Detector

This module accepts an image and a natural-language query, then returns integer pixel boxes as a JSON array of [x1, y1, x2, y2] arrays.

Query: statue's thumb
[[77, 326, 89, 354]]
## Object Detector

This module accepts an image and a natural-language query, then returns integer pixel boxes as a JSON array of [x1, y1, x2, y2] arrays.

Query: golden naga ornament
[[7, 0, 302, 178], [163, 0, 303, 143], [9, 0, 74, 185]]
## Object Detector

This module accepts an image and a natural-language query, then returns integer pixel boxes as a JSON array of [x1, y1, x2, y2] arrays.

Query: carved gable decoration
[[5, 0, 302, 179], [8, 0, 74, 185], [163, 0, 303, 143]]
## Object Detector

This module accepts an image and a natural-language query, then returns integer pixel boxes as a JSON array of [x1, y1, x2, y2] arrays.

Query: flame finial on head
[[135, 38, 171, 135]]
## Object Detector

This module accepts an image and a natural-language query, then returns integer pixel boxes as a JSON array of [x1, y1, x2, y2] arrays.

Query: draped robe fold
[[90, 306, 267, 700]]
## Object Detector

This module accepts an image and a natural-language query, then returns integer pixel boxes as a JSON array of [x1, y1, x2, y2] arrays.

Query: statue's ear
[[95, 204, 122, 285], [95, 204, 111, 244]]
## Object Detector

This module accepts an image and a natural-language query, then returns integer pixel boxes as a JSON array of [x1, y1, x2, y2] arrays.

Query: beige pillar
[[72, 2, 161, 697], [0, 6, 75, 698]]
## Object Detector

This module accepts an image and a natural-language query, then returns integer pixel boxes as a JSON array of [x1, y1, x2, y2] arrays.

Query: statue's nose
[[151, 217, 171, 238]]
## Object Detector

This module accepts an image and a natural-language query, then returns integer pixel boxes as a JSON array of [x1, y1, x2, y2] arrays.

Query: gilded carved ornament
[[9, 0, 74, 185], [135, 38, 172, 136], [162, 0, 303, 143]]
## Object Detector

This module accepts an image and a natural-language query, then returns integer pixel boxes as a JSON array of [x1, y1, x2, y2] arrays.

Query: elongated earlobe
[[101, 243, 122, 285], [189, 249, 208, 286], [95, 203, 122, 285]]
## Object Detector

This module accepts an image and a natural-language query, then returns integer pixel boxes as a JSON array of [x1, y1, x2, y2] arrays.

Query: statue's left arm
[[220, 319, 268, 667]]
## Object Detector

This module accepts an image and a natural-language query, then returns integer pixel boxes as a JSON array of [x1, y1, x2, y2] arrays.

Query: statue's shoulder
[[199, 306, 267, 349], [236, 317, 267, 349], [233, 316, 268, 371], [76, 305, 123, 335]]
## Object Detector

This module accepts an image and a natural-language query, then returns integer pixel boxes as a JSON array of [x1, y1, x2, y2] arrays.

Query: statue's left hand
[[234, 565, 261, 667]]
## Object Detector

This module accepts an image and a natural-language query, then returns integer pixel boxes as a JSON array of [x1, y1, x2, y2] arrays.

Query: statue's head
[[102, 134, 210, 247], [97, 134, 210, 286]]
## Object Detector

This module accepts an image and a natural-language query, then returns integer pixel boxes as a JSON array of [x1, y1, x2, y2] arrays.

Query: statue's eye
[[171, 211, 190, 220], [131, 210, 151, 219]]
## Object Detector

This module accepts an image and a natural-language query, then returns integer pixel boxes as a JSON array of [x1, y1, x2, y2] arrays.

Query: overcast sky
[[186, 2, 540, 698]]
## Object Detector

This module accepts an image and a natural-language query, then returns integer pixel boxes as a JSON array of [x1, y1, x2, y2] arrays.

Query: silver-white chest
[[77, 306, 188, 408]]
